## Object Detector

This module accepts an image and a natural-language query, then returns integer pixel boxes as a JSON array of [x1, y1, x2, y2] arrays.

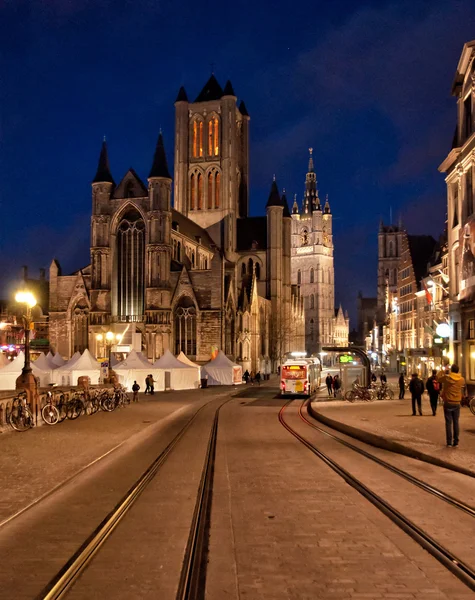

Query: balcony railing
[[111, 315, 146, 323]]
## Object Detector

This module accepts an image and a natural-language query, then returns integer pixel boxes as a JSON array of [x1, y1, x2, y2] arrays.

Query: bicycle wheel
[[101, 397, 116, 412], [345, 390, 355, 402], [41, 403, 60, 425], [469, 398, 475, 416], [9, 406, 34, 432], [386, 388, 394, 400], [84, 400, 93, 416], [67, 400, 82, 420]]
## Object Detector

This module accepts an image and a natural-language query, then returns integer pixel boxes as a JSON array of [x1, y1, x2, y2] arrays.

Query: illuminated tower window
[[116, 209, 145, 319], [207, 117, 219, 156], [199, 121, 203, 157], [193, 121, 197, 157], [192, 120, 204, 158]]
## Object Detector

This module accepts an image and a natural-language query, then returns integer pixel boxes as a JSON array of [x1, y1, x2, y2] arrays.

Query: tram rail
[[279, 399, 475, 592], [36, 398, 229, 600]]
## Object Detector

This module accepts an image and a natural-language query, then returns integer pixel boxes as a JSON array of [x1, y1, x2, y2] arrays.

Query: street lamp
[[96, 331, 122, 381], [15, 291, 36, 375]]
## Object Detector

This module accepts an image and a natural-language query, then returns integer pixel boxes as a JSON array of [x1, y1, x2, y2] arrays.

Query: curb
[[308, 403, 475, 480]]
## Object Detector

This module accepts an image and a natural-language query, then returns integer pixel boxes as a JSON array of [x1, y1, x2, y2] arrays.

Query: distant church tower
[[174, 75, 250, 256], [291, 149, 335, 353]]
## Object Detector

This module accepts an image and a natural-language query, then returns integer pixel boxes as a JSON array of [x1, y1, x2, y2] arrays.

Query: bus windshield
[[282, 366, 306, 379]]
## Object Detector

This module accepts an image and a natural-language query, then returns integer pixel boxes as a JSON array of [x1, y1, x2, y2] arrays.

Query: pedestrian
[[438, 364, 466, 447], [250, 370, 255, 385], [132, 380, 140, 402], [426, 370, 441, 416], [398, 373, 405, 399], [144, 375, 151, 394], [243, 370, 250, 384], [255, 371, 261, 385], [149, 374, 156, 395], [409, 372, 424, 416], [380, 371, 387, 384], [325, 374, 333, 396], [332, 375, 341, 398], [277, 365, 280, 376], [371, 372, 377, 383]]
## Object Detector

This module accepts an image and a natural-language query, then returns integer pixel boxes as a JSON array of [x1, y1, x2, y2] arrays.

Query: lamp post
[[96, 331, 122, 381], [15, 291, 36, 376]]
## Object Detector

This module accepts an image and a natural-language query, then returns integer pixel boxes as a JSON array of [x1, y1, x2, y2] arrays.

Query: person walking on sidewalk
[[325, 374, 333, 396], [255, 371, 261, 385], [398, 373, 405, 399], [144, 375, 151, 395], [380, 371, 387, 385], [438, 364, 466, 447], [426, 370, 440, 416], [409, 373, 424, 415], [132, 381, 140, 402], [332, 375, 341, 398]]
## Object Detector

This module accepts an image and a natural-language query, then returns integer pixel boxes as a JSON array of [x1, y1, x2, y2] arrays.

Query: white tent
[[53, 349, 101, 386], [177, 351, 202, 381], [0, 354, 10, 368], [0, 352, 26, 390], [152, 350, 199, 391], [202, 351, 243, 386], [31, 353, 54, 386], [114, 350, 151, 391], [45, 351, 58, 369], [52, 352, 66, 367]]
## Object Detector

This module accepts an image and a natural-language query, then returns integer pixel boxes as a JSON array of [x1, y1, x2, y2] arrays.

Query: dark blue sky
[[2, 0, 475, 323]]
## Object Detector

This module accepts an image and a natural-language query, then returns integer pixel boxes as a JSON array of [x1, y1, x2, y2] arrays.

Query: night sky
[[2, 0, 475, 324]]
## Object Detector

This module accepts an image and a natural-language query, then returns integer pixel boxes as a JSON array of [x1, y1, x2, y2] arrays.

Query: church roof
[[92, 140, 115, 185], [149, 132, 171, 179], [171, 209, 216, 250], [236, 217, 267, 251], [175, 86, 188, 102], [112, 168, 148, 199], [407, 235, 437, 285], [195, 74, 224, 102], [266, 180, 282, 209]]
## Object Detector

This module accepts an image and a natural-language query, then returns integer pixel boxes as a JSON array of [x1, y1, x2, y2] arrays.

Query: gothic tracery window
[[192, 119, 204, 158], [72, 301, 89, 353], [208, 116, 219, 156], [116, 208, 145, 319], [174, 296, 197, 356]]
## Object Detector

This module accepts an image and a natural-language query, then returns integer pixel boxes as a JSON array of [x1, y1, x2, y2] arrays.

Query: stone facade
[[290, 150, 348, 352], [48, 76, 305, 370]]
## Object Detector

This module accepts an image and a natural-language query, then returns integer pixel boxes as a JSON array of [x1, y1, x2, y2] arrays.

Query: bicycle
[[66, 391, 85, 420], [375, 384, 394, 401], [8, 392, 34, 432], [345, 384, 374, 403], [41, 391, 60, 425]]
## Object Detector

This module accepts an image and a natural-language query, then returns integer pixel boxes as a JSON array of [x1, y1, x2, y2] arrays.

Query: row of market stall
[[0, 349, 243, 391]]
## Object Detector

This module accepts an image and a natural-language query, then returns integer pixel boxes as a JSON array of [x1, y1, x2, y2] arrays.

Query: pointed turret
[[92, 140, 115, 185], [175, 86, 188, 103], [324, 194, 331, 214], [223, 80, 236, 96], [149, 132, 171, 179], [281, 189, 291, 218], [308, 147, 315, 173], [301, 147, 320, 214], [239, 100, 249, 117], [266, 178, 281, 209], [292, 194, 299, 214], [195, 74, 224, 102]]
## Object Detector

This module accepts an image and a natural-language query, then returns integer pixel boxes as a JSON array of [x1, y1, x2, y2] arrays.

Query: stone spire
[[302, 147, 319, 213], [281, 188, 291, 218], [92, 140, 115, 185], [149, 132, 171, 179], [292, 194, 299, 214], [324, 194, 331, 214]]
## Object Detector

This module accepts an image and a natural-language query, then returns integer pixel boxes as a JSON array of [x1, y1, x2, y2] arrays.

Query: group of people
[[243, 370, 261, 385], [325, 373, 341, 398], [403, 366, 465, 447]]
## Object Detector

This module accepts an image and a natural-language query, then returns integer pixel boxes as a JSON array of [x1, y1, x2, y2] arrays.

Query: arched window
[[192, 119, 203, 158], [190, 173, 195, 210], [297, 270, 301, 285], [208, 116, 219, 156], [208, 172, 213, 209], [255, 263, 260, 280], [72, 300, 89, 353], [248, 258, 254, 274], [177, 242, 181, 262], [310, 268, 314, 283], [241, 263, 246, 276], [191, 251, 195, 267], [174, 297, 197, 356], [310, 294, 314, 310], [388, 240, 394, 257], [116, 208, 145, 319], [215, 172, 220, 208], [197, 173, 203, 209]]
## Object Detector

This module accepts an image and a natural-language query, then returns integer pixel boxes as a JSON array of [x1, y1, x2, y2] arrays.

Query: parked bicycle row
[[7, 385, 132, 432]]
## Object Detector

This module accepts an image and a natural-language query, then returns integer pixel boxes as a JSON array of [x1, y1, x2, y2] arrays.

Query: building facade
[[48, 76, 305, 369], [290, 150, 348, 353], [439, 40, 475, 388]]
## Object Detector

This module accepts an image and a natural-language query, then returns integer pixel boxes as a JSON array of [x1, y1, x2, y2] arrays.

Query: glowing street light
[[96, 331, 122, 381], [15, 290, 36, 375]]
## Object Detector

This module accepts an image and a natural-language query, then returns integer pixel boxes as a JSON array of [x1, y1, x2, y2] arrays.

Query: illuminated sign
[[434, 338, 443, 344], [339, 355, 353, 364], [436, 323, 450, 338]]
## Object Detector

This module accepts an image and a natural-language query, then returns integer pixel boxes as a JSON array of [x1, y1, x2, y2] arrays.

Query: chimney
[[22, 265, 28, 281], [39, 268, 46, 281]]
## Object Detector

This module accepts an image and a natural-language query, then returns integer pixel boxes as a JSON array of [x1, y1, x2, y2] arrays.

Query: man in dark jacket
[[409, 373, 424, 416], [325, 374, 333, 396], [398, 373, 405, 399], [426, 370, 441, 416]]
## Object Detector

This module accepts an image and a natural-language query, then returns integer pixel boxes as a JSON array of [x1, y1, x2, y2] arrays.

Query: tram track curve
[[279, 399, 475, 592], [36, 397, 230, 600]]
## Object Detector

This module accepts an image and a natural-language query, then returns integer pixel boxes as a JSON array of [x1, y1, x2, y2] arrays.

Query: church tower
[[291, 149, 335, 353], [173, 75, 250, 256]]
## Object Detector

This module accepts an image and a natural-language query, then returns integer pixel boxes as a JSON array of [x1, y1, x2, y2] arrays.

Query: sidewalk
[[310, 392, 475, 476]]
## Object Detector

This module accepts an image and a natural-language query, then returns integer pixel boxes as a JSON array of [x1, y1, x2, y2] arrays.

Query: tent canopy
[[202, 350, 242, 386], [176, 351, 200, 368], [52, 352, 66, 367], [152, 349, 190, 369], [33, 353, 52, 371], [204, 350, 237, 368], [114, 349, 151, 370]]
